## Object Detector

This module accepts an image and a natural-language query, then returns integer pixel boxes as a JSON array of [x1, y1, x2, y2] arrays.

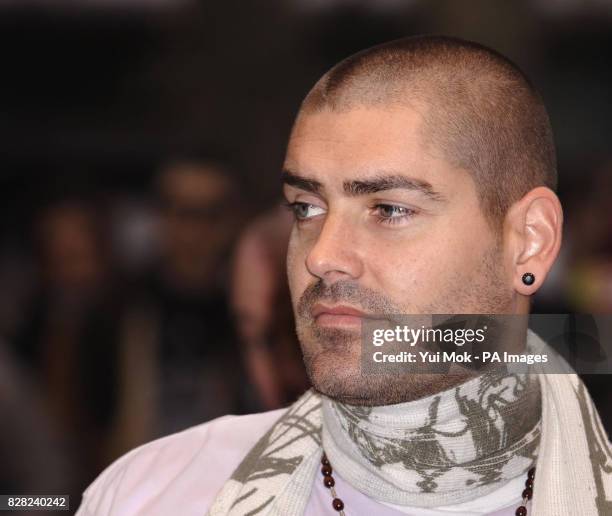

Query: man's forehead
[[284, 106, 467, 194], [287, 105, 424, 148]]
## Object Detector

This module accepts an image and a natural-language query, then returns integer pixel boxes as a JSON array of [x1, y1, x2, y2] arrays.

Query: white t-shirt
[[76, 410, 528, 516]]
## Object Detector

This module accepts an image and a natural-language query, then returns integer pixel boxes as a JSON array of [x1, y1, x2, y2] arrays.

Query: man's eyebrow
[[344, 174, 445, 201], [281, 170, 322, 194]]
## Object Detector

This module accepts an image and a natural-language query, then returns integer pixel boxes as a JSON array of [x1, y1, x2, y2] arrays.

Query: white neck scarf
[[321, 370, 540, 507], [208, 330, 612, 515]]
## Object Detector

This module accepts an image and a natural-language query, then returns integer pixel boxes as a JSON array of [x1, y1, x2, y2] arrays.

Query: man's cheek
[[376, 251, 446, 301]]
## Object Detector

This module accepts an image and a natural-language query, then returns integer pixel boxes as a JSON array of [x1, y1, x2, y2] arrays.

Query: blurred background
[[0, 0, 611, 510]]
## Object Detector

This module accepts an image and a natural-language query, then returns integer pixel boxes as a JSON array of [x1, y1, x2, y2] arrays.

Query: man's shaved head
[[284, 35, 564, 404], [299, 35, 557, 229]]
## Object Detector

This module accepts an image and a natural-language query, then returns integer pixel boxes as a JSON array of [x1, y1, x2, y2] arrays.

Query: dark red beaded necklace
[[321, 452, 536, 516]]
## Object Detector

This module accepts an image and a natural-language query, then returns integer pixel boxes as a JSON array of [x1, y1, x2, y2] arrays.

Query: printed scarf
[[208, 330, 612, 515]]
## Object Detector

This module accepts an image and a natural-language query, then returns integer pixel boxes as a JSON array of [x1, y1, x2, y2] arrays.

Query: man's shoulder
[[77, 408, 286, 516]]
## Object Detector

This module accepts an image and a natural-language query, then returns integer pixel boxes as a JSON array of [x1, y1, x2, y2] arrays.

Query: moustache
[[296, 279, 400, 320]]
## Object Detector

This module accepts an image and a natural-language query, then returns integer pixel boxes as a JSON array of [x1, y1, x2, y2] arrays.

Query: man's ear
[[505, 186, 563, 295]]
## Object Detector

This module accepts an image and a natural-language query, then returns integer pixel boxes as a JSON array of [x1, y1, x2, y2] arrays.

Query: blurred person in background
[[110, 156, 248, 455], [12, 196, 122, 500], [565, 160, 612, 313], [0, 339, 74, 512], [231, 203, 309, 409]]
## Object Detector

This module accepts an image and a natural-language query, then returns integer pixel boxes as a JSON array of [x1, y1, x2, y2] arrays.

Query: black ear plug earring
[[522, 272, 535, 286]]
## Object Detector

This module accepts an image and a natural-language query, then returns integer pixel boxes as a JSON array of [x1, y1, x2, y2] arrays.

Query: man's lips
[[312, 304, 367, 317], [311, 303, 369, 327]]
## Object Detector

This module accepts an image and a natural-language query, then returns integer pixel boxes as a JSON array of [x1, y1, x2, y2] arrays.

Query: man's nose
[[305, 213, 364, 284]]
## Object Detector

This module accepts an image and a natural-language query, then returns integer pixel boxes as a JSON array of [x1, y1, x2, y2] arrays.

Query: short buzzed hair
[[299, 35, 557, 230]]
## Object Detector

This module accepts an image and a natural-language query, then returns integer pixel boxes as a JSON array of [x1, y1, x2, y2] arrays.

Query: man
[[110, 158, 246, 456], [77, 36, 612, 516]]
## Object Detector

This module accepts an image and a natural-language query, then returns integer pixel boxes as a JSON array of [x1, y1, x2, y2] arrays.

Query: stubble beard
[[295, 244, 513, 406]]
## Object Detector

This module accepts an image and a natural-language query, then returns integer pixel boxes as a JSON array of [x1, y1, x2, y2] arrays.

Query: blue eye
[[374, 204, 416, 225], [283, 201, 326, 221]]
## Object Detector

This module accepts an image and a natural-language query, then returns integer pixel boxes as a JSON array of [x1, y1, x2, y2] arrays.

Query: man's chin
[[303, 348, 362, 399], [298, 325, 473, 406], [304, 351, 399, 405]]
